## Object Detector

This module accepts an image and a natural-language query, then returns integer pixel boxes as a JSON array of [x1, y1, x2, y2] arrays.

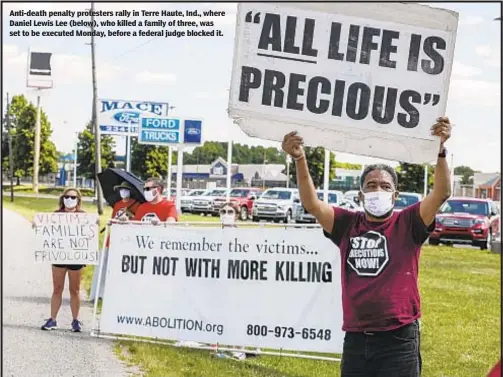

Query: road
[[2, 208, 134, 377]]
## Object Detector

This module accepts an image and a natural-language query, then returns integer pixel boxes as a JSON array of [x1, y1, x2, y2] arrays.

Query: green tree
[[396, 162, 434, 193], [130, 138, 177, 179], [183, 142, 286, 165], [288, 147, 336, 188], [77, 122, 116, 178], [454, 165, 477, 184], [2, 94, 58, 181], [335, 161, 362, 170]]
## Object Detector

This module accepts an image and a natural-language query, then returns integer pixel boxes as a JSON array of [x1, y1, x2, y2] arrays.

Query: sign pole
[[175, 145, 184, 213], [423, 164, 428, 197], [73, 132, 78, 187], [226, 139, 233, 201], [167, 146, 173, 200], [323, 149, 330, 203], [125, 120, 132, 172], [33, 93, 41, 194]]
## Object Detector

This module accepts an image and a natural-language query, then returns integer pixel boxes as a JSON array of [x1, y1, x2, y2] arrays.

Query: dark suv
[[429, 197, 500, 249]]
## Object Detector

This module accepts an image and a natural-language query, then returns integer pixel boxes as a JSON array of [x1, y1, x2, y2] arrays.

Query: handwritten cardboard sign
[[33, 212, 100, 265]]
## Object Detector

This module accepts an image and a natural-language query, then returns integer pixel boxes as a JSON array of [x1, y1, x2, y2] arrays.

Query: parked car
[[338, 199, 363, 211], [191, 188, 228, 216], [212, 187, 262, 220], [179, 189, 207, 213], [293, 190, 344, 224], [163, 188, 187, 201], [344, 190, 360, 205], [394, 192, 422, 212], [252, 188, 299, 223], [429, 197, 500, 250]]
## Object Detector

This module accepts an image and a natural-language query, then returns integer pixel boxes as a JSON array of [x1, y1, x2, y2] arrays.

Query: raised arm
[[282, 132, 334, 233], [420, 117, 452, 226]]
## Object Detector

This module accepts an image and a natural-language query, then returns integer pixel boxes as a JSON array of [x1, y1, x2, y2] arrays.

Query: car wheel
[[252, 216, 259, 222], [283, 210, 292, 224], [481, 231, 492, 250], [428, 238, 439, 246], [240, 206, 248, 221]]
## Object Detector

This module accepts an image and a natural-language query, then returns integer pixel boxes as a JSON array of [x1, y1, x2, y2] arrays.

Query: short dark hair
[[360, 164, 398, 189], [145, 177, 164, 192]]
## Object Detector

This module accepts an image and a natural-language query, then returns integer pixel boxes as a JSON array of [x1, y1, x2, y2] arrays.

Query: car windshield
[[261, 190, 292, 200], [230, 189, 249, 198], [395, 194, 420, 209], [189, 191, 204, 196], [316, 192, 338, 203], [439, 200, 489, 216], [206, 190, 226, 196]]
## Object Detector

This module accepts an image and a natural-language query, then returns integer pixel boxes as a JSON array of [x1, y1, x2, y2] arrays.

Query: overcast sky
[[3, 2, 501, 172]]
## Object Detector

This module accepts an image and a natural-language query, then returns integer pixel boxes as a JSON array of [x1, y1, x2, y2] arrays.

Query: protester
[[90, 181, 140, 301], [39, 187, 88, 332], [282, 117, 453, 377], [212, 203, 260, 361], [486, 360, 501, 377], [131, 177, 178, 224]]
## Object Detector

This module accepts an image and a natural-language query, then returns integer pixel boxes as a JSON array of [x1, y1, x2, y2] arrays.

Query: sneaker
[[71, 319, 82, 332], [41, 318, 57, 331]]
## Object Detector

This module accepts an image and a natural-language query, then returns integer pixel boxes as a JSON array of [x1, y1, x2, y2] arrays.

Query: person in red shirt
[[487, 360, 501, 377], [281, 117, 453, 377], [90, 181, 140, 300], [133, 177, 178, 224]]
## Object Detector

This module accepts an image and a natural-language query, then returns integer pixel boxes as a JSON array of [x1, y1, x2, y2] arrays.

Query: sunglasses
[[220, 209, 235, 215], [64, 195, 77, 200], [143, 186, 159, 191]]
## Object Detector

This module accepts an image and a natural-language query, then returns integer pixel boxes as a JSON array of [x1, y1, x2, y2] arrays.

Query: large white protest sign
[[99, 224, 344, 353], [33, 212, 99, 265], [228, 3, 458, 163]]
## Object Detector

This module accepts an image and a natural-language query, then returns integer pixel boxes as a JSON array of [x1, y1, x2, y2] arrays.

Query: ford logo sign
[[114, 111, 140, 124], [186, 128, 201, 135]]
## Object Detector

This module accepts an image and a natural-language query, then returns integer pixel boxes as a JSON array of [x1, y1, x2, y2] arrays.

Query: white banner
[[228, 3, 458, 164], [100, 224, 344, 353], [33, 212, 100, 265]]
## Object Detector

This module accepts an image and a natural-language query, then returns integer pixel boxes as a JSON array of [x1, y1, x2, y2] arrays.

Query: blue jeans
[[341, 320, 421, 377]]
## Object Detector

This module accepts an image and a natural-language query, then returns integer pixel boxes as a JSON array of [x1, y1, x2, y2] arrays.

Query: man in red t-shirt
[[281, 117, 453, 377], [91, 181, 141, 300], [133, 177, 178, 224], [487, 360, 501, 377]]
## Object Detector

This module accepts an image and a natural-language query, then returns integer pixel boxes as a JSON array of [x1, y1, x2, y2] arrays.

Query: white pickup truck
[[252, 188, 299, 223]]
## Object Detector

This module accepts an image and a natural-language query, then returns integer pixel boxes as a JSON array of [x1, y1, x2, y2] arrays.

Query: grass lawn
[[5, 196, 501, 377]]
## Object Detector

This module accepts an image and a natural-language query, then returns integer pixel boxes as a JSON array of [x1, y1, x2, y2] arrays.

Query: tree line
[[2, 94, 479, 192]]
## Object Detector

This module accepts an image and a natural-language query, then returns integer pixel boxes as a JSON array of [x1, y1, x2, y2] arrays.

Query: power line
[[105, 36, 162, 63]]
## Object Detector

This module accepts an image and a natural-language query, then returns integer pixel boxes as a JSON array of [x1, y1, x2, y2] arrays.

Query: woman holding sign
[[40, 187, 87, 333]]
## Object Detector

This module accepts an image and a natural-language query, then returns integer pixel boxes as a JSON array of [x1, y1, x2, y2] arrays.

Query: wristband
[[438, 147, 447, 158]]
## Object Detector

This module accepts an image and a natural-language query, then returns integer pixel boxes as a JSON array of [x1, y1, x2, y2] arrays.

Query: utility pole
[[7, 93, 14, 202], [91, 2, 103, 214], [33, 93, 41, 193]]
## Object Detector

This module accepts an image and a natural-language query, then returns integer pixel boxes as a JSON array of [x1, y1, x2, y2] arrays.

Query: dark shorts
[[53, 264, 85, 271], [341, 320, 421, 377]]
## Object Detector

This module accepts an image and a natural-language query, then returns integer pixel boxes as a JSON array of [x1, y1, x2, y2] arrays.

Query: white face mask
[[362, 191, 395, 217], [63, 197, 78, 209], [119, 189, 130, 199], [144, 189, 157, 202]]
